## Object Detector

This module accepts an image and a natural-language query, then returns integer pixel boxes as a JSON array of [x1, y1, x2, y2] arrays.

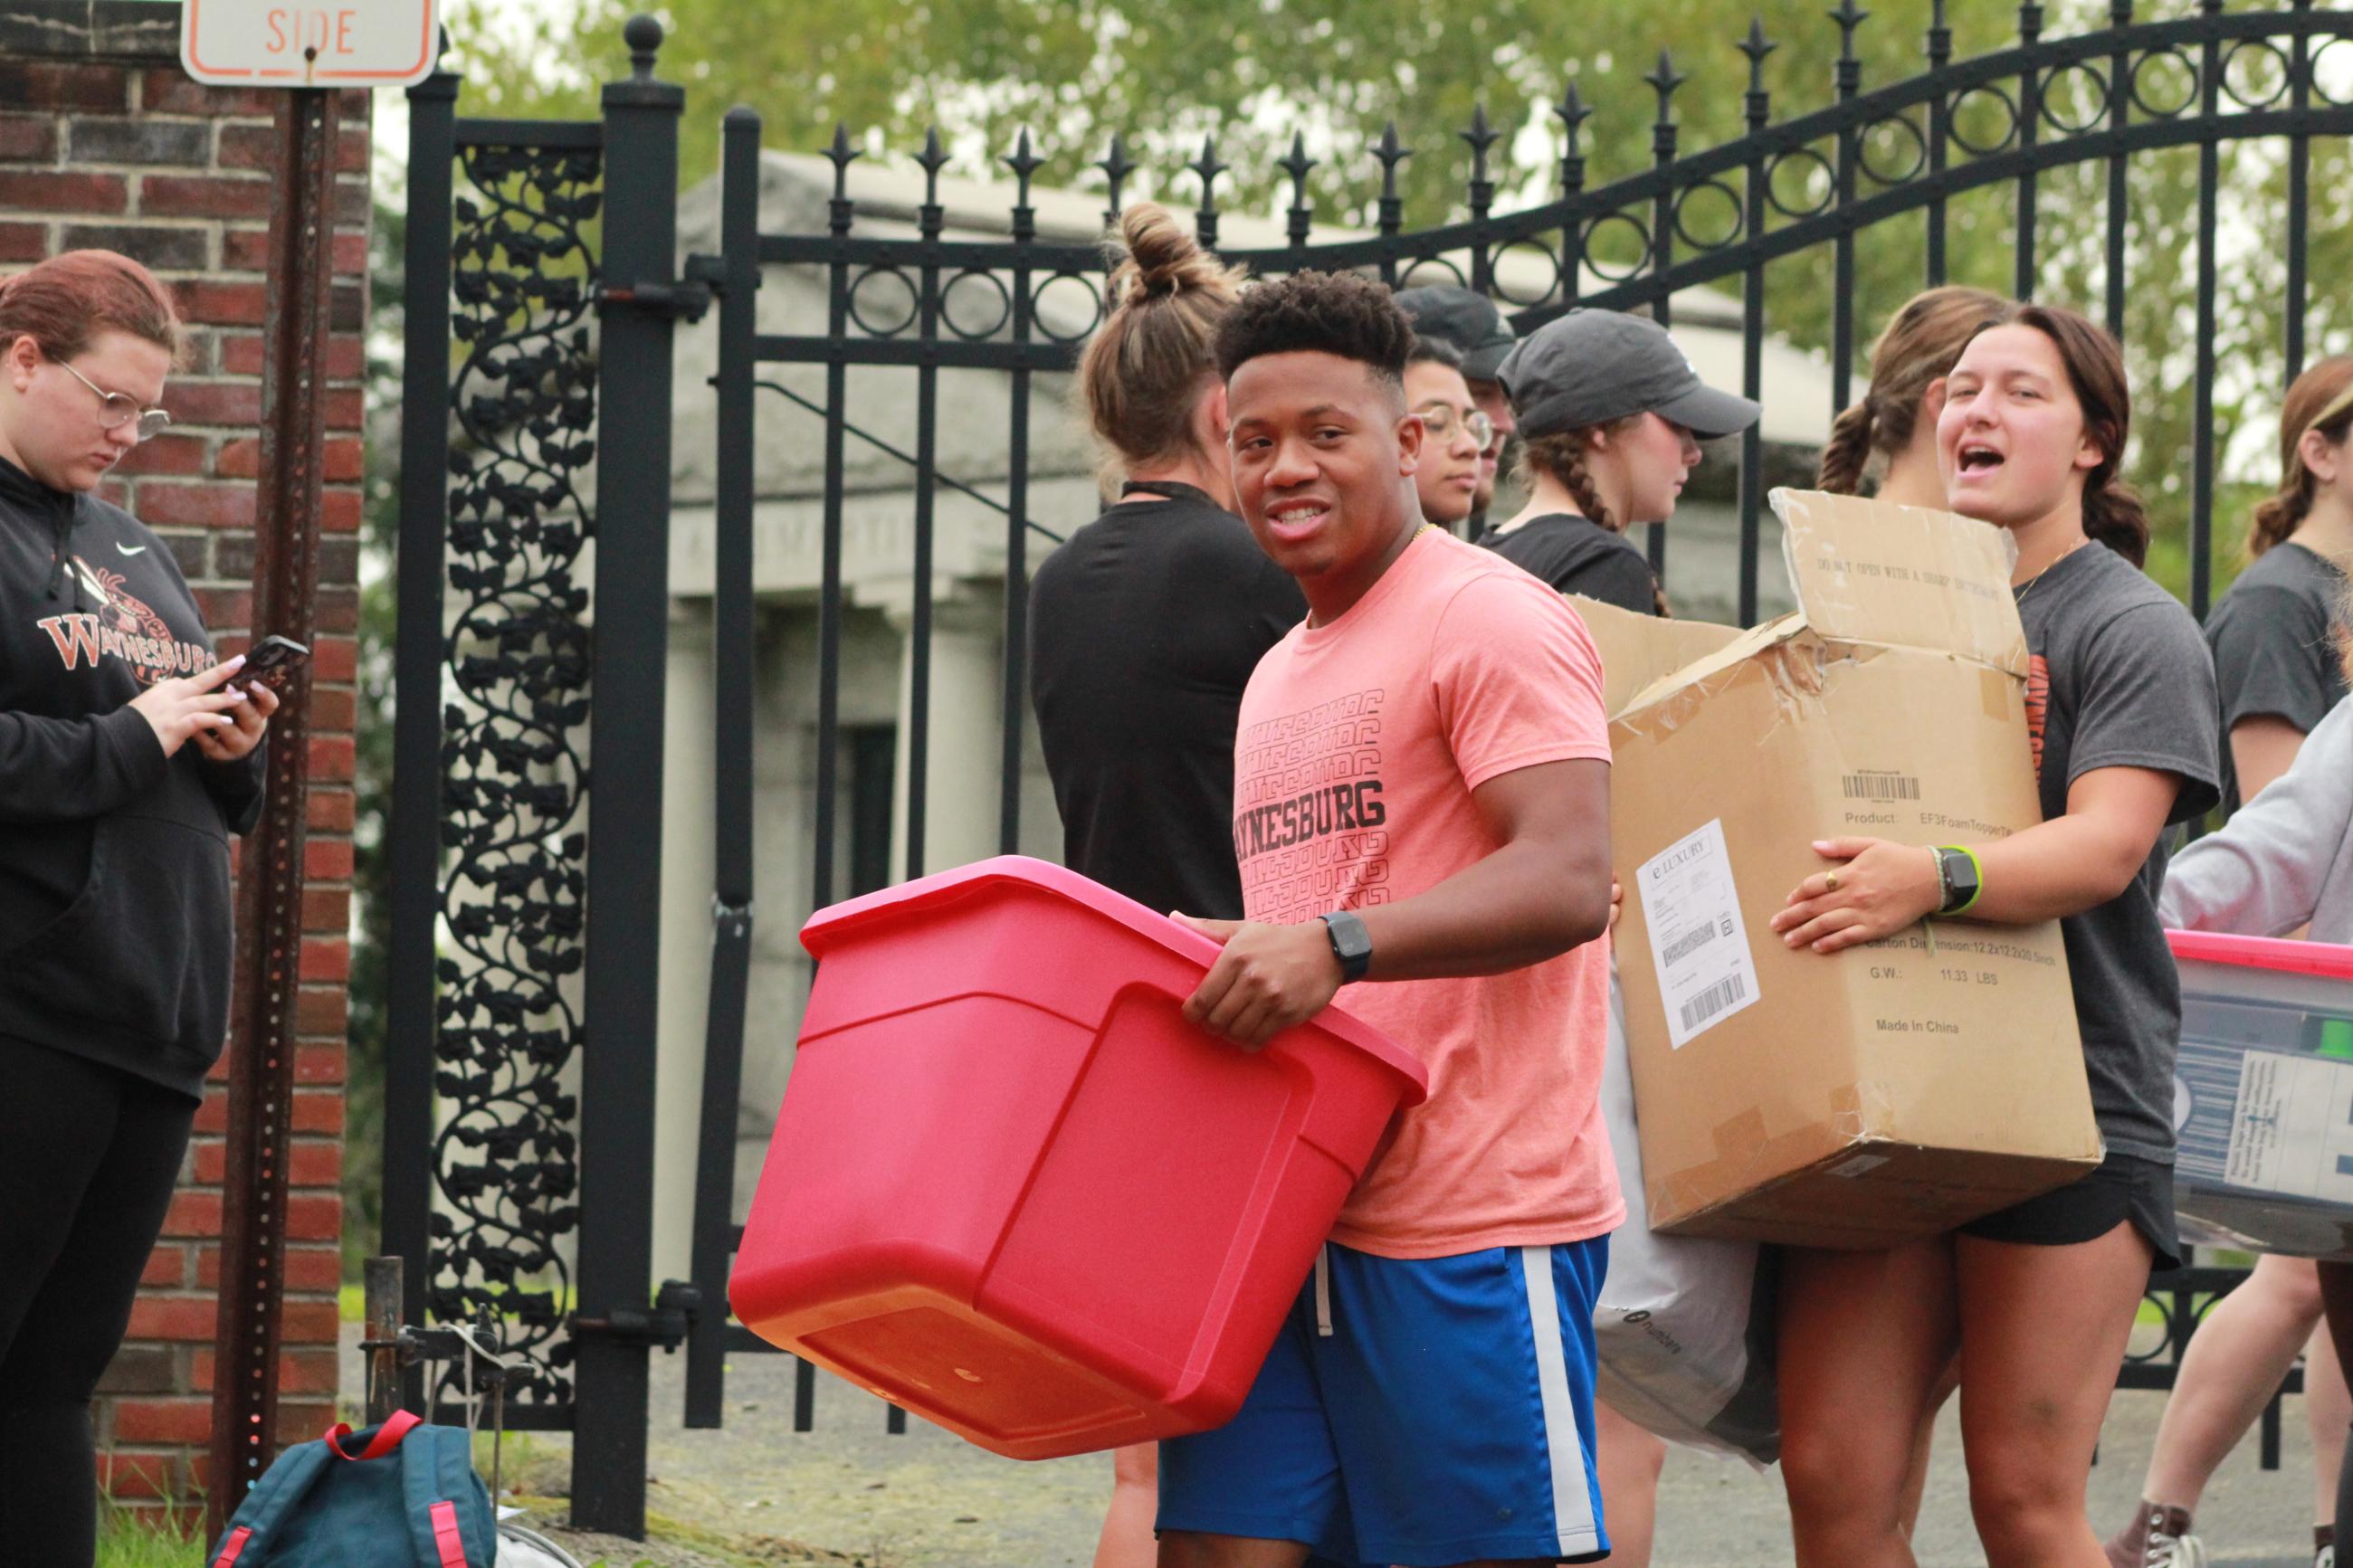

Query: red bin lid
[[804, 856, 1430, 1103], [2167, 928, 2353, 983]]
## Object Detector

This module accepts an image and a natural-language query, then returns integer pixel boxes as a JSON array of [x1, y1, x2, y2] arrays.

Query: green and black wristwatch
[[1319, 909, 1373, 982], [1932, 846, 1983, 917]]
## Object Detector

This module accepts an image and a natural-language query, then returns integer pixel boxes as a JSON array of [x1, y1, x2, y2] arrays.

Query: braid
[[1817, 399, 1876, 495], [1560, 442, 1671, 615]]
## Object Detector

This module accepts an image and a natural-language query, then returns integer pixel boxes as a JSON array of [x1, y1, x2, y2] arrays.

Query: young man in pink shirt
[[1157, 271, 1621, 1568]]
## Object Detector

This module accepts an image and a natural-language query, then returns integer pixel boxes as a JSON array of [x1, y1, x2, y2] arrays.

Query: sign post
[[180, 0, 438, 1536]]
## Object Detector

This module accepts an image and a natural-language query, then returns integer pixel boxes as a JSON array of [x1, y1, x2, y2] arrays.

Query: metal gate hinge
[[595, 278, 714, 322], [573, 1279, 700, 1354]]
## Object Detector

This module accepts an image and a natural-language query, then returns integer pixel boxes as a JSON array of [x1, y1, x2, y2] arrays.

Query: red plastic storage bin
[[729, 856, 1427, 1460]]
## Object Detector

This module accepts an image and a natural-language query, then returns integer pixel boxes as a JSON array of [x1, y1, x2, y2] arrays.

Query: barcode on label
[[1843, 774, 1920, 802], [1679, 974, 1748, 1031], [1662, 921, 1719, 966]]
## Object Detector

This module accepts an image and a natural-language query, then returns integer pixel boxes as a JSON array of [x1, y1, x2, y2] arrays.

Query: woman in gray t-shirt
[[1766, 303, 2221, 1567]]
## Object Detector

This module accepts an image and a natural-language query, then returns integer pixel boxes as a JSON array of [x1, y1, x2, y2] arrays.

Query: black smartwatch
[[1319, 910, 1373, 983], [1933, 846, 1983, 917]]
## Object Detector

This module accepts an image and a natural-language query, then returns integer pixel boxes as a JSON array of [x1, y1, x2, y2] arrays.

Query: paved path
[[638, 1350, 2334, 1565], [356, 1329, 2333, 1564]]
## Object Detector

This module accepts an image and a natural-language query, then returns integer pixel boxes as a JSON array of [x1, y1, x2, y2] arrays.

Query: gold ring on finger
[[1824, 872, 1841, 893]]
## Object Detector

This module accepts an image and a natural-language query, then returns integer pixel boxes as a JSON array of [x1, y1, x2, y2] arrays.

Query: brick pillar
[[0, 1, 366, 1517]]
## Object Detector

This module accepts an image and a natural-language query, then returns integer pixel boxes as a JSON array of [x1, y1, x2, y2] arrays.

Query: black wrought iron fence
[[387, 3, 2353, 1535]]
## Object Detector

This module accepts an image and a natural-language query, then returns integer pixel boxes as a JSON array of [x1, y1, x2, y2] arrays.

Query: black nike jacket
[[0, 451, 265, 1099]]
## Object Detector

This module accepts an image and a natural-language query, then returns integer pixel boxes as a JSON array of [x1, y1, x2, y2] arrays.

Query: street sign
[[181, 0, 440, 88]]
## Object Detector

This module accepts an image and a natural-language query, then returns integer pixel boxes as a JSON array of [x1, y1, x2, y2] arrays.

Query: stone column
[[885, 592, 1005, 878], [651, 602, 716, 1287]]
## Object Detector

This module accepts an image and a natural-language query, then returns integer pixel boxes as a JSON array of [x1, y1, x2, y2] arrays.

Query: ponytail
[[1816, 400, 1876, 495], [2082, 481, 2151, 569], [2246, 355, 2353, 561], [1523, 428, 1672, 616]]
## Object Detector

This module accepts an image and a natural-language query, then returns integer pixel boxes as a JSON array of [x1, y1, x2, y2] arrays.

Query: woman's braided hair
[[1518, 424, 1671, 616], [1817, 285, 2007, 495]]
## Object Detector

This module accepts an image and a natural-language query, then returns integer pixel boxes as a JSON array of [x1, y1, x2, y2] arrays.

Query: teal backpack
[[205, 1411, 496, 1567]]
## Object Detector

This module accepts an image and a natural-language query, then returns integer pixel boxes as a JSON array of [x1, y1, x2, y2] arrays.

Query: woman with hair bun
[[0, 250, 277, 1564], [1026, 204, 1303, 1568], [1819, 285, 2007, 504], [1773, 302, 2219, 1568]]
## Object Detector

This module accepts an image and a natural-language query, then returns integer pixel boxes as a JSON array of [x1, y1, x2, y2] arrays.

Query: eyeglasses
[[1417, 405, 1497, 450], [56, 360, 171, 443]]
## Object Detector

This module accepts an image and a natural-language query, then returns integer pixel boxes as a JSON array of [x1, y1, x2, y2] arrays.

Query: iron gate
[[681, 0, 2353, 1429], [386, 2, 2353, 1535]]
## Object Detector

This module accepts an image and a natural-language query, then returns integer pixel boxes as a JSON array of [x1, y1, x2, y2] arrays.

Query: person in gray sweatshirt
[[2160, 620, 2353, 1565]]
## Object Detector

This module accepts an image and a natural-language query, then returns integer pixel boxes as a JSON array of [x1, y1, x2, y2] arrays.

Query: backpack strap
[[396, 1421, 496, 1568], [205, 1437, 336, 1568], [325, 1409, 422, 1461]]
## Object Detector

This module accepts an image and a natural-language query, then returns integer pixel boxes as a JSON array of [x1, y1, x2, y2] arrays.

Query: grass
[[95, 1505, 202, 1568]]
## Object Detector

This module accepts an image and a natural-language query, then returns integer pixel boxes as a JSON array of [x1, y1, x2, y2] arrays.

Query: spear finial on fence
[[1005, 129, 1043, 243], [1373, 121, 1410, 277], [917, 128, 948, 239], [1740, 17, 1776, 90], [1461, 101, 1500, 185], [1555, 81, 1593, 195], [1191, 135, 1228, 249], [1096, 133, 1134, 227], [824, 124, 861, 236], [1647, 50, 1687, 131], [1280, 131, 1318, 250], [1830, 0, 1869, 64], [1740, 18, 1777, 128], [1461, 103, 1499, 290]]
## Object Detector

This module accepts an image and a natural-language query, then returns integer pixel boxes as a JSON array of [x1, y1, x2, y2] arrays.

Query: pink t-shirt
[[1233, 527, 1623, 1259]]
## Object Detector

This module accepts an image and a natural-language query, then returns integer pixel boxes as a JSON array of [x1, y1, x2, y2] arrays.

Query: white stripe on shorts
[[1518, 1243, 1602, 1557]]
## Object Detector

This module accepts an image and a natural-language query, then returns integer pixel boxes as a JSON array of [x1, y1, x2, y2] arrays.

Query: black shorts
[[1958, 1151, 2179, 1272]]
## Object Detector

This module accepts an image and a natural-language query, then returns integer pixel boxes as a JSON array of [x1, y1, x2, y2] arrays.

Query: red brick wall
[[0, 4, 366, 1516]]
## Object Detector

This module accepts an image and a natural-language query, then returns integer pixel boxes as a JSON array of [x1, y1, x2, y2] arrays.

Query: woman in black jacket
[[0, 250, 277, 1564]]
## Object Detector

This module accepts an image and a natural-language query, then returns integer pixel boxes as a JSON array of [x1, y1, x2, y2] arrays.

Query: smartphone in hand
[[239, 634, 310, 690]]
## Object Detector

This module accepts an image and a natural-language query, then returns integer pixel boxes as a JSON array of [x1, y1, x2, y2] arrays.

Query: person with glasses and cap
[[1403, 337, 1491, 532], [1481, 308, 1760, 618], [1396, 284, 1518, 530], [0, 250, 274, 1567]]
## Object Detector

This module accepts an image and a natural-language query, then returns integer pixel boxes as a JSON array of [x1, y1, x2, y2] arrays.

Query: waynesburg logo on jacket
[[0, 452, 264, 1101]]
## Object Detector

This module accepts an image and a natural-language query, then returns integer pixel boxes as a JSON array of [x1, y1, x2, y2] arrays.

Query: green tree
[[347, 190, 405, 1278], [423, 0, 2353, 601]]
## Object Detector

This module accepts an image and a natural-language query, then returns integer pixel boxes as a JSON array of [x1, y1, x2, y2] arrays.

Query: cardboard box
[[2172, 933, 2353, 1260], [1602, 490, 2101, 1249]]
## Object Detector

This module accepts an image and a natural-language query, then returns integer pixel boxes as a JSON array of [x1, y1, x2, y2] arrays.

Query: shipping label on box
[[1636, 820, 1763, 1049], [2173, 957, 2353, 1259]]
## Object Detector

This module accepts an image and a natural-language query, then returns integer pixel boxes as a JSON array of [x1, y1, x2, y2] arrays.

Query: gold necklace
[[2015, 537, 2089, 612]]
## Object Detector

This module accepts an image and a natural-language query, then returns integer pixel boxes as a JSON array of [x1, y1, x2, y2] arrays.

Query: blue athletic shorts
[[1157, 1237, 1612, 1567]]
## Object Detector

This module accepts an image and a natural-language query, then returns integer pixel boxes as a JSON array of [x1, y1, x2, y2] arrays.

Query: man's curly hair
[[1214, 270, 1414, 391]]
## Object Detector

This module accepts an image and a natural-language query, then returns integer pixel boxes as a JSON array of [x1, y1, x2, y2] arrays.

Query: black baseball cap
[[1394, 285, 1517, 381], [1497, 309, 1761, 441]]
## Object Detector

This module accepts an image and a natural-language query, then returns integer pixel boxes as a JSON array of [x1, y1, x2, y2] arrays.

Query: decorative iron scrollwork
[[428, 138, 602, 1417]]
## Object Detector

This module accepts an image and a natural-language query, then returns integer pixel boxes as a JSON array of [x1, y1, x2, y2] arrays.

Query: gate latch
[[574, 1278, 700, 1354], [595, 279, 713, 323]]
